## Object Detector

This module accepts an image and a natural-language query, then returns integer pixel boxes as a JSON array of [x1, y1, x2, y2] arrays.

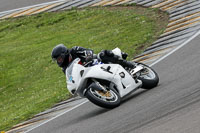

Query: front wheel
[[85, 83, 121, 109], [137, 63, 159, 89]]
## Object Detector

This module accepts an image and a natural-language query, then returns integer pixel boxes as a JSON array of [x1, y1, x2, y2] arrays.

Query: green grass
[[0, 6, 168, 131]]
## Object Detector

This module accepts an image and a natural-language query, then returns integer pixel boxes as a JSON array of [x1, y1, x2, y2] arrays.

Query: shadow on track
[[121, 89, 148, 104]]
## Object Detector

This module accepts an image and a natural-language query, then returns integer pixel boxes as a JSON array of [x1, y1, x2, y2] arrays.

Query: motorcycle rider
[[51, 44, 135, 73]]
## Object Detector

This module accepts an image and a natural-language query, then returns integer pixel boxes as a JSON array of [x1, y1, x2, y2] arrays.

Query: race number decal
[[100, 66, 113, 74]]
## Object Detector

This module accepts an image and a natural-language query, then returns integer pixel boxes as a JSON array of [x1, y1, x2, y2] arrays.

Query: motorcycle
[[66, 48, 159, 109]]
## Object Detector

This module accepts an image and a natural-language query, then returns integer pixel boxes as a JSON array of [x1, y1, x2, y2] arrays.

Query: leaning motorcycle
[[66, 48, 159, 109]]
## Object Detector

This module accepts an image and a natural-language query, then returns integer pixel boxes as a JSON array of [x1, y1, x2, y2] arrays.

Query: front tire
[[85, 83, 121, 109], [137, 63, 159, 89]]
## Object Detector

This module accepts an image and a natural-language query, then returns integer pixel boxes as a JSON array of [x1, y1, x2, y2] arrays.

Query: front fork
[[92, 79, 107, 92], [83, 79, 107, 96]]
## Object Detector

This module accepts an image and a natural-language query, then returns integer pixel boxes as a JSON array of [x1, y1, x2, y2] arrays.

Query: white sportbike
[[66, 48, 159, 109]]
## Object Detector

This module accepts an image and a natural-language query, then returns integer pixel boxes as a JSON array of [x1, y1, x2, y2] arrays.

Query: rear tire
[[85, 83, 121, 109], [137, 63, 159, 89]]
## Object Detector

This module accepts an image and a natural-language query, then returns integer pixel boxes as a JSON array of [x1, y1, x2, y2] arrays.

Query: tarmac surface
[[27, 34, 200, 133], [0, 0, 56, 12]]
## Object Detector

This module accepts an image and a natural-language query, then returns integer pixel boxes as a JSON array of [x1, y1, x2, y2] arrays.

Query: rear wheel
[[85, 82, 121, 109], [136, 63, 159, 89]]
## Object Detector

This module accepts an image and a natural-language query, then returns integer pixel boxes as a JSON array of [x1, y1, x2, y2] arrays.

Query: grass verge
[[0, 6, 168, 131]]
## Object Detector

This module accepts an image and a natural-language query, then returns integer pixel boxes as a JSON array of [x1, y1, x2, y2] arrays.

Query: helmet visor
[[56, 55, 64, 64], [53, 53, 69, 67], [52, 54, 65, 64]]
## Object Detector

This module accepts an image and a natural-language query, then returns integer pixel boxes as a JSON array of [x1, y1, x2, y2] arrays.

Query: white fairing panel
[[66, 59, 85, 95], [77, 64, 119, 92], [111, 65, 142, 97], [66, 58, 142, 98], [77, 64, 141, 97]]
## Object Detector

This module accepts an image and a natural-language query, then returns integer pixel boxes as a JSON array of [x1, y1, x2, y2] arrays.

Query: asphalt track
[[2, 1, 200, 133], [25, 34, 200, 133], [0, 0, 55, 12]]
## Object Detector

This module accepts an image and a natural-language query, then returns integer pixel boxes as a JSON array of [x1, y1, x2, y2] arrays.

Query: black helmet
[[51, 44, 70, 67]]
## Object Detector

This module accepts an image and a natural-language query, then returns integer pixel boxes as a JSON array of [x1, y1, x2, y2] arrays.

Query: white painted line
[[24, 99, 89, 133], [150, 29, 200, 67], [0, 0, 70, 15]]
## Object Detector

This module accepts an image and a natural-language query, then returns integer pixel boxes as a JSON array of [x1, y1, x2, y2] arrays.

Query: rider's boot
[[117, 59, 135, 69], [116, 59, 137, 78], [98, 50, 136, 74]]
